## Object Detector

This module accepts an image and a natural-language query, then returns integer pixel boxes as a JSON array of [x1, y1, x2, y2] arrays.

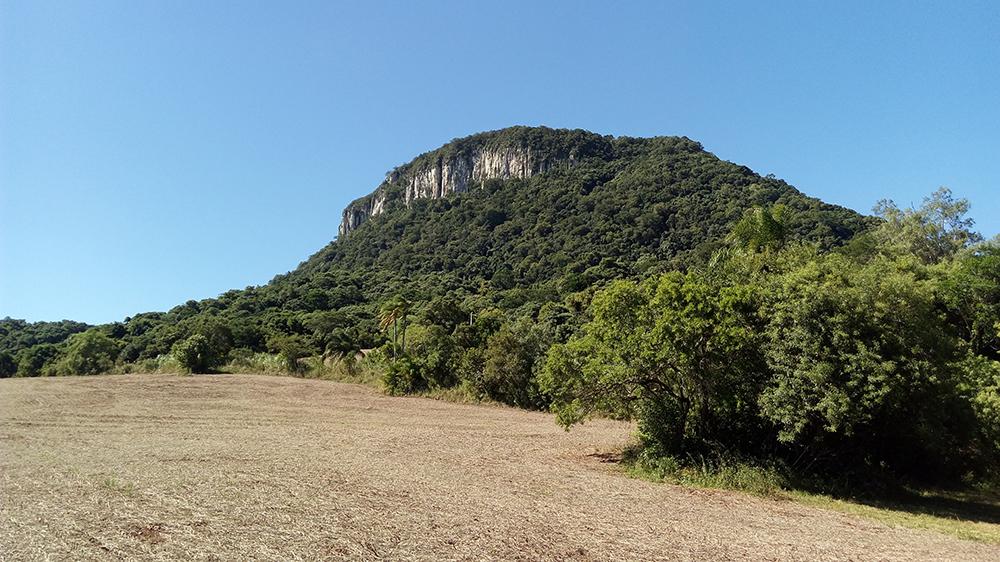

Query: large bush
[[172, 334, 215, 374], [55, 329, 119, 376]]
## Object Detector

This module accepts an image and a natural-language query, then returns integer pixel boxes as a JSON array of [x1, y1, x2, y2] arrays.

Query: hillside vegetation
[[3, 126, 999, 487]]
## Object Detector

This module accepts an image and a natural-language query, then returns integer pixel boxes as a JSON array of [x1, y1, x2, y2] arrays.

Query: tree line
[[542, 189, 1000, 484], [6, 128, 994, 485]]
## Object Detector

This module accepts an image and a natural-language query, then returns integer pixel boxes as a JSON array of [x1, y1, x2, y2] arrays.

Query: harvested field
[[1, 374, 998, 561]]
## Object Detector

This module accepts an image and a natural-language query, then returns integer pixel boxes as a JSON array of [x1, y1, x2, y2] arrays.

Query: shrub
[[172, 334, 214, 374], [54, 330, 119, 376]]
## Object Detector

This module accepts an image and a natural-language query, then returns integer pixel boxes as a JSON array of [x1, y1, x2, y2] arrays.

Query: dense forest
[[3, 126, 998, 486]]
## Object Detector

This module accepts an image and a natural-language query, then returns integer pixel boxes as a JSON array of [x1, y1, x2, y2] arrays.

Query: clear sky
[[2, 1, 998, 325]]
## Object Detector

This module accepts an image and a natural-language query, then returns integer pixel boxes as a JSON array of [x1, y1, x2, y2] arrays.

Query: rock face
[[338, 145, 566, 238], [337, 185, 388, 239]]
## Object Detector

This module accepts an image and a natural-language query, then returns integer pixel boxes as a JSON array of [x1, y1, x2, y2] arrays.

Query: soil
[[2, 373, 998, 561]]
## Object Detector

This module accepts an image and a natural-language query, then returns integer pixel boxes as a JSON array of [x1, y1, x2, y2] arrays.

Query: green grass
[[788, 487, 1000, 544], [416, 381, 491, 404], [626, 451, 1000, 545], [627, 453, 790, 497]]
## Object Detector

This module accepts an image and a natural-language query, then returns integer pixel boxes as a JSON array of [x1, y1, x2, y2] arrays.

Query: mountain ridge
[[339, 126, 611, 237], [4, 125, 876, 379]]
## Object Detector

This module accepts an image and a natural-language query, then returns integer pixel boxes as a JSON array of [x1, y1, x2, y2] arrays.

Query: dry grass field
[[2, 373, 998, 561]]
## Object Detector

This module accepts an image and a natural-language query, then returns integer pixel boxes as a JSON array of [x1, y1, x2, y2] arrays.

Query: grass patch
[[787, 488, 1000, 544], [625, 449, 1000, 544], [223, 350, 286, 376], [627, 452, 790, 497], [220, 352, 384, 387], [417, 381, 490, 404]]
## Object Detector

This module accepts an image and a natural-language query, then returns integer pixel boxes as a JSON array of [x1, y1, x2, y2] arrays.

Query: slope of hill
[[6, 126, 1000, 490], [2, 126, 872, 382], [319, 126, 871, 283]]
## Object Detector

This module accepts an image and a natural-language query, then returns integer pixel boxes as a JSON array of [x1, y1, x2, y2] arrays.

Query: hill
[[1, 126, 872, 380], [7, 126, 1000, 487]]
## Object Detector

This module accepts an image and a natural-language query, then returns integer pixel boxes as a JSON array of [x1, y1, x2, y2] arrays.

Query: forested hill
[[298, 126, 872, 286], [9, 126, 1000, 488], [2, 126, 872, 377]]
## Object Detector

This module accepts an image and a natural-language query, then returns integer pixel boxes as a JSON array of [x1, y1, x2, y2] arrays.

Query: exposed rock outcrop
[[338, 145, 568, 238], [337, 186, 388, 239]]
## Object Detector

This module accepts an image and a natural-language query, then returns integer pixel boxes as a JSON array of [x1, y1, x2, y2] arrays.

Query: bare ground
[[1, 374, 998, 561]]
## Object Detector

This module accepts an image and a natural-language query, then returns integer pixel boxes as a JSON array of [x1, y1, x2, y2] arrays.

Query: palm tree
[[726, 205, 787, 251], [379, 295, 411, 361]]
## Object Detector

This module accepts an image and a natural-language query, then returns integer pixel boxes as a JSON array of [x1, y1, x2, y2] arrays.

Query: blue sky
[[2, 1, 998, 325]]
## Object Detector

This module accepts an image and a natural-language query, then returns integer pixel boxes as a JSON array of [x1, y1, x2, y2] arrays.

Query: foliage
[[538, 185, 999, 486], [757, 251, 974, 479], [54, 329, 119, 377], [939, 242, 1000, 359], [873, 187, 983, 264], [379, 295, 411, 361], [15, 343, 61, 377], [172, 334, 215, 374], [474, 327, 545, 409], [726, 205, 788, 252], [540, 272, 766, 456], [0, 317, 90, 355], [0, 350, 16, 378]]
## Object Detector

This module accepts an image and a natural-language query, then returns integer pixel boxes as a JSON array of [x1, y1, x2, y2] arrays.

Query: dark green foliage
[[0, 317, 91, 355], [757, 250, 973, 480], [317, 131, 869, 296], [55, 329, 119, 377], [0, 350, 16, 378], [543, 205, 999, 485], [15, 343, 61, 377], [381, 323, 458, 394], [172, 334, 215, 374], [472, 327, 547, 409], [540, 273, 767, 456], [941, 242, 1000, 359]]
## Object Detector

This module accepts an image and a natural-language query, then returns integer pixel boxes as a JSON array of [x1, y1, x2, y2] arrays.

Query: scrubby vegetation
[[543, 188, 1000, 487], [2, 126, 997, 490]]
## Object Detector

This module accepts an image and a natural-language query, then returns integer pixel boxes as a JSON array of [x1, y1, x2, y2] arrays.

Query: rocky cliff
[[338, 144, 571, 238]]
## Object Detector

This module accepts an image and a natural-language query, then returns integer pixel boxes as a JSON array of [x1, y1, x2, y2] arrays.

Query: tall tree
[[379, 295, 411, 361], [873, 187, 983, 264], [539, 272, 766, 455], [726, 205, 788, 252]]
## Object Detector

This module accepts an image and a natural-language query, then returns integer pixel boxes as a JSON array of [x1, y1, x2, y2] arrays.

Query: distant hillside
[[2, 126, 874, 378], [301, 126, 872, 286]]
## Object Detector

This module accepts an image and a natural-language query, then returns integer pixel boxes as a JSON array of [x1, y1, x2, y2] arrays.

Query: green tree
[[0, 350, 17, 378], [540, 272, 765, 455], [379, 295, 411, 361], [55, 329, 119, 376], [172, 334, 214, 374], [757, 252, 973, 478], [382, 324, 457, 393], [470, 325, 546, 409], [873, 187, 983, 264], [15, 343, 61, 377], [940, 241, 1000, 359], [726, 205, 788, 252]]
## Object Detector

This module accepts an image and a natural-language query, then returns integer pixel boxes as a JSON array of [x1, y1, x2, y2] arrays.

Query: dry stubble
[[1, 374, 998, 561]]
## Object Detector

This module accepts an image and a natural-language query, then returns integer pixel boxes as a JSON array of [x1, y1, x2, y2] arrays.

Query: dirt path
[[1, 374, 997, 561]]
